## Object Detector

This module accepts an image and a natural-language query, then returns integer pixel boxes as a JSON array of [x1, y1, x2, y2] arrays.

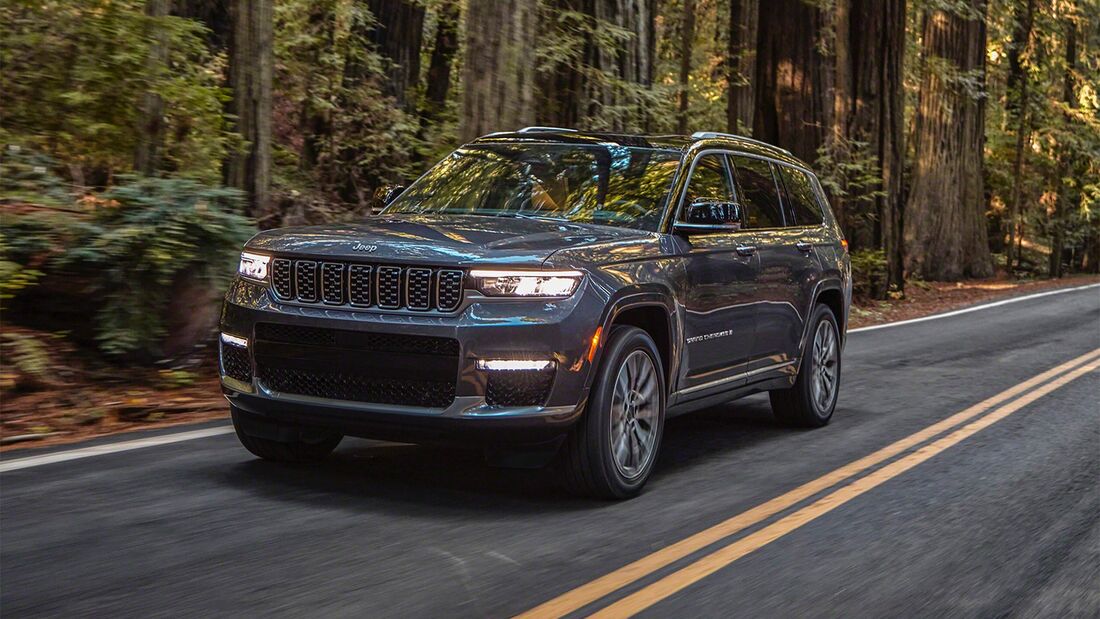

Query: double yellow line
[[518, 347, 1100, 618]]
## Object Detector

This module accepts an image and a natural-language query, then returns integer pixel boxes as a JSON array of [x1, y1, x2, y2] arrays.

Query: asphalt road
[[2, 285, 1099, 618]]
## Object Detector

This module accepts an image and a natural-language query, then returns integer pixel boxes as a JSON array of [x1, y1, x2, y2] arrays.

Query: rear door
[[729, 155, 809, 377], [676, 153, 759, 397]]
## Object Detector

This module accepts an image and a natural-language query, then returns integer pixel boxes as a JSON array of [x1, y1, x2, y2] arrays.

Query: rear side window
[[777, 165, 825, 225], [731, 156, 784, 228]]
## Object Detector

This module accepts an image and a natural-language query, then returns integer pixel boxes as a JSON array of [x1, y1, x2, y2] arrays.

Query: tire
[[231, 406, 342, 463], [559, 326, 666, 500], [770, 304, 842, 428]]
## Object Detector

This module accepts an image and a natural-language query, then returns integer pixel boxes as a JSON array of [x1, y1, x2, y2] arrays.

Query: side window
[[684, 154, 735, 204], [777, 165, 825, 225], [731, 156, 784, 228]]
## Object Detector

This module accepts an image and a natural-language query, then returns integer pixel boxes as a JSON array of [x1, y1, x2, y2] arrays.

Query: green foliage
[[4, 176, 256, 357], [272, 0, 420, 208], [0, 0, 234, 183], [850, 249, 889, 299]]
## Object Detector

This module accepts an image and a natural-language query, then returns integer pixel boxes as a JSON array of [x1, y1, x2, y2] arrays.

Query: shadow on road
[[208, 394, 789, 513]]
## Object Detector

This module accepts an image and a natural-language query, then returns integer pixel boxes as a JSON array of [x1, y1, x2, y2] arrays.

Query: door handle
[[735, 245, 757, 256], [795, 240, 813, 252]]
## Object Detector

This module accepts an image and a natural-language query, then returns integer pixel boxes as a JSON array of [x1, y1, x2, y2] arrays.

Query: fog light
[[477, 359, 554, 371], [220, 332, 249, 348]]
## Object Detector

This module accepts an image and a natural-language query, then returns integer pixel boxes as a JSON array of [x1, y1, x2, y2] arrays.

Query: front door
[[675, 153, 759, 397]]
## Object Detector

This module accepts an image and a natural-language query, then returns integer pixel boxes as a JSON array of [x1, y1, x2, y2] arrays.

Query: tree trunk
[[134, 0, 170, 176], [846, 0, 906, 291], [367, 0, 426, 110], [753, 0, 832, 164], [726, 0, 758, 134], [420, 0, 460, 126], [903, 1, 993, 280], [677, 0, 696, 134], [1005, 0, 1036, 272], [460, 0, 537, 141], [1049, 17, 1078, 278], [226, 0, 273, 215]]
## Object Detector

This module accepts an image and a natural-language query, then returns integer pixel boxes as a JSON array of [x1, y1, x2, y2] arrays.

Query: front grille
[[258, 367, 455, 408], [220, 341, 252, 383], [269, 258, 463, 312], [485, 367, 555, 407]]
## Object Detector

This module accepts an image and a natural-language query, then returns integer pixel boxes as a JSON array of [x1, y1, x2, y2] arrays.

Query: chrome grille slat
[[321, 263, 345, 305], [376, 266, 402, 309], [267, 258, 464, 312], [294, 261, 319, 302], [406, 268, 432, 311], [271, 259, 293, 299], [348, 265, 372, 306]]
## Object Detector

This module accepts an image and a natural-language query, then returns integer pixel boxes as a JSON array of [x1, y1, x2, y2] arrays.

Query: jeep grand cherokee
[[220, 127, 851, 499]]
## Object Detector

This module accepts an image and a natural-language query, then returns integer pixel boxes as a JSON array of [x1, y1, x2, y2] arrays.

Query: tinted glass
[[386, 144, 680, 231], [731, 156, 784, 228], [684, 154, 735, 203], [778, 165, 825, 225]]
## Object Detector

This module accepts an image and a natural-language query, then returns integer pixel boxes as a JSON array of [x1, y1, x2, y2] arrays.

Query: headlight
[[469, 269, 583, 297], [238, 251, 270, 281]]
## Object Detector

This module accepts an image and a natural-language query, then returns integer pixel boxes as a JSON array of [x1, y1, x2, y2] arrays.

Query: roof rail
[[691, 131, 792, 155], [518, 126, 578, 133]]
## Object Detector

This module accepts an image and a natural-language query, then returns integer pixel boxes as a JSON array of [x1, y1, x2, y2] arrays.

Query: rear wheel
[[231, 406, 342, 462], [770, 304, 841, 427], [559, 326, 666, 499]]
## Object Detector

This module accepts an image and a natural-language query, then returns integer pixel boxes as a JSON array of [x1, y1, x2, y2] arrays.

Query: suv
[[220, 128, 850, 499]]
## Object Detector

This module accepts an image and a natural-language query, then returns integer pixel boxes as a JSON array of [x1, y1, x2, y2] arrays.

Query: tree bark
[[1049, 16, 1078, 278], [726, 0, 758, 134], [134, 0, 170, 176], [367, 0, 426, 110], [903, 1, 993, 280], [1005, 0, 1036, 272], [460, 0, 537, 141], [753, 0, 832, 164], [677, 0, 696, 134], [226, 0, 273, 214], [420, 0, 460, 126], [846, 0, 906, 291]]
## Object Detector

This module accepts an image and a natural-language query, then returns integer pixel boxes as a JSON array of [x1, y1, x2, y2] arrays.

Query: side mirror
[[674, 199, 743, 234], [375, 185, 407, 206]]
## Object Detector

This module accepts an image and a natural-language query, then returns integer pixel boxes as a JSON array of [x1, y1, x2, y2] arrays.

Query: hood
[[245, 214, 657, 266]]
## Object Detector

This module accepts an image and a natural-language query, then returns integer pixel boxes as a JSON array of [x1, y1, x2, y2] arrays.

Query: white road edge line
[[849, 282, 1100, 333], [0, 427, 235, 473], [3, 282, 1097, 472]]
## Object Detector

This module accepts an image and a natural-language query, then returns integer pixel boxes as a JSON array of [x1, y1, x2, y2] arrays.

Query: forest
[[1, 0, 1099, 363]]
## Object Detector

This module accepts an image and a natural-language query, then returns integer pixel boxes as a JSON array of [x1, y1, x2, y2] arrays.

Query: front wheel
[[559, 326, 666, 500], [770, 304, 841, 427]]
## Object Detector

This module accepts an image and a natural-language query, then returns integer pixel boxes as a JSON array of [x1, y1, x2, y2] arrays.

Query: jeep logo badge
[[352, 242, 378, 253]]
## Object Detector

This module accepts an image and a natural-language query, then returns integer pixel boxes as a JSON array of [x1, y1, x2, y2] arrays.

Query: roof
[[470, 127, 808, 168]]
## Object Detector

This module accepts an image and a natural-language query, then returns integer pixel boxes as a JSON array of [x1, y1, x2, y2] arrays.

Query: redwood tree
[[726, 0, 758, 134], [226, 0, 273, 214], [367, 0, 426, 110], [904, 1, 994, 280], [460, 0, 537, 140]]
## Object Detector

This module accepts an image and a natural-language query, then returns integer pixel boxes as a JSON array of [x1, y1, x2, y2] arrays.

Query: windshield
[[385, 143, 681, 231]]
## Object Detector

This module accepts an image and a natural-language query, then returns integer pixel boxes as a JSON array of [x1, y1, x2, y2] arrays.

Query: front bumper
[[219, 277, 606, 444]]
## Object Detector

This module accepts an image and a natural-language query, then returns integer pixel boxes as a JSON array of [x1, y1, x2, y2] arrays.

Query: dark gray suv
[[220, 128, 851, 498]]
